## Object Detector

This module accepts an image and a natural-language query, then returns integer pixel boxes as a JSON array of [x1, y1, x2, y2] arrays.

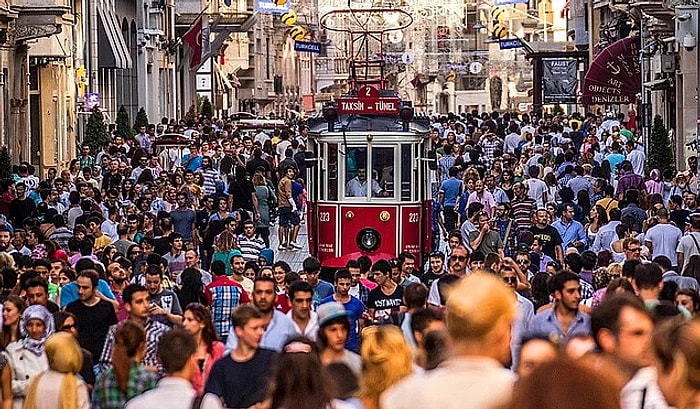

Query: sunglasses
[[503, 276, 517, 283], [61, 324, 77, 331], [516, 259, 529, 265], [450, 255, 468, 262]]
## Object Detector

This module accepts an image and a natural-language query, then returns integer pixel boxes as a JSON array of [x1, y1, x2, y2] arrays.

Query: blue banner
[[494, 0, 528, 5], [254, 0, 290, 14], [499, 39, 523, 49], [294, 41, 321, 54]]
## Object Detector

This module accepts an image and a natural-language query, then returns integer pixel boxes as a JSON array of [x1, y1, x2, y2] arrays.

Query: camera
[[683, 33, 696, 51]]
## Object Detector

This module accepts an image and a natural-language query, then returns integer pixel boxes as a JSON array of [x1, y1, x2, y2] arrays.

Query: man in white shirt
[[503, 123, 521, 155], [626, 140, 646, 177], [526, 166, 548, 208], [345, 168, 384, 197], [286, 280, 319, 340], [644, 208, 682, 268]]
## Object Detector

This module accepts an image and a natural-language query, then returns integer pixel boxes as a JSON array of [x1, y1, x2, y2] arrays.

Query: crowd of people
[[0, 107, 694, 409]]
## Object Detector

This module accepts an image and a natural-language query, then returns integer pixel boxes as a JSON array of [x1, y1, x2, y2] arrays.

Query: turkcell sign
[[254, 0, 290, 14], [494, 0, 527, 5], [499, 39, 524, 50], [337, 97, 400, 115], [294, 41, 322, 54]]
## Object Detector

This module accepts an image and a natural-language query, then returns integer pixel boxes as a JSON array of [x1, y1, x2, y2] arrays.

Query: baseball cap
[[317, 302, 350, 327]]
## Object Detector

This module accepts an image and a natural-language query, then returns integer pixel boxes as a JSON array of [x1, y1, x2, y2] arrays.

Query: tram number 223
[[408, 213, 419, 223], [319, 212, 331, 222]]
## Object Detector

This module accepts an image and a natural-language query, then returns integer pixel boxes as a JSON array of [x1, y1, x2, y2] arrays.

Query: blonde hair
[[215, 231, 238, 252], [0, 252, 14, 270], [606, 263, 623, 277], [358, 326, 413, 407], [24, 332, 83, 409], [445, 272, 515, 342]]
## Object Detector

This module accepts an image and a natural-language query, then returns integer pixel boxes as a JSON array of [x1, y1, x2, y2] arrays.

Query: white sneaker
[[289, 242, 302, 249], [278, 244, 287, 251]]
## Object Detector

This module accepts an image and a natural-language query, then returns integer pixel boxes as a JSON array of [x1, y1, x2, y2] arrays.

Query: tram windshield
[[344, 147, 394, 198]]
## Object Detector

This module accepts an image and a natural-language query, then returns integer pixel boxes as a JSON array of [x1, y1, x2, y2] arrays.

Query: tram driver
[[346, 168, 389, 197]]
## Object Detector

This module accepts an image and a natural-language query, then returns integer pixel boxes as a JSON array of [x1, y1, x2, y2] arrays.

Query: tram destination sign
[[336, 97, 400, 115]]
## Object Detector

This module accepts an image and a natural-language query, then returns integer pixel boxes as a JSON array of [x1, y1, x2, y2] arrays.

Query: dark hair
[[334, 269, 352, 283], [184, 303, 219, 354], [289, 280, 314, 301], [303, 256, 321, 272], [158, 329, 197, 374], [633, 263, 663, 290], [273, 260, 292, 274], [564, 253, 582, 274], [590, 293, 649, 350], [268, 337, 332, 409], [410, 308, 443, 336], [676, 288, 700, 313], [177, 268, 204, 308], [318, 316, 350, 348], [404, 283, 428, 309], [622, 259, 642, 279], [652, 255, 673, 271], [210, 260, 226, 277], [550, 271, 580, 294], [78, 269, 99, 289], [371, 259, 391, 275], [123, 284, 148, 304], [24, 277, 48, 293]]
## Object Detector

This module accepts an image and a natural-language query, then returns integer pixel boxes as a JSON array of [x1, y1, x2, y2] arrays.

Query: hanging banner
[[494, 0, 528, 6], [254, 0, 290, 14], [542, 58, 578, 104], [582, 36, 641, 105]]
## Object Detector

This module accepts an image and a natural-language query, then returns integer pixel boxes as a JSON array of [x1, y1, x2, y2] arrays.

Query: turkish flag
[[183, 15, 204, 68]]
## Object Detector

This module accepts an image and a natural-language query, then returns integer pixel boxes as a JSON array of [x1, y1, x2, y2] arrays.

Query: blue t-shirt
[[320, 295, 365, 353], [439, 178, 462, 207], [606, 153, 625, 176], [181, 154, 203, 172], [60, 279, 116, 307], [312, 280, 334, 309]]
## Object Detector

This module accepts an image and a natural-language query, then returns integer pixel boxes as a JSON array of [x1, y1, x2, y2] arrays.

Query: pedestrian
[[317, 302, 362, 377], [181, 303, 224, 395], [4, 305, 54, 409], [22, 332, 90, 409], [205, 305, 277, 409], [382, 273, 516, 409], [124, 329, 223, 409]]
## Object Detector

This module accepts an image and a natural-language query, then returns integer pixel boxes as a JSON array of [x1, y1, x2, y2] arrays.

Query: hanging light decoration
[[281, 10, 298, 26]]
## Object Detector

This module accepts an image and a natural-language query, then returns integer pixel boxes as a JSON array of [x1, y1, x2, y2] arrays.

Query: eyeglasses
[[61, 324, 77, 331], [450, 255, 468, 262], [502, 276, 517, 284], [516, 259, 529, 265]]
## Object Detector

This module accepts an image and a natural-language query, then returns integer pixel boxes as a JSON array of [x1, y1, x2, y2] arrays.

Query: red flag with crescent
[[183, 15, 204, 69]]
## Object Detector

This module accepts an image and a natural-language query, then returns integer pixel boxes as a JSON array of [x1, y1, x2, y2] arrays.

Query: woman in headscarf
[[22, 332, 88, 409], [3, 305, 53, 409], [645, 169, 664, 196]]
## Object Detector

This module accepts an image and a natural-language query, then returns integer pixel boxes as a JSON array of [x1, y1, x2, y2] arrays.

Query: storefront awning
[[97, 5, 132, 69], [582, 36, 641, 105]]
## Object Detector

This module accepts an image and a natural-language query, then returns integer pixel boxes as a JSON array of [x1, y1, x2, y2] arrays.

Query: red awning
[[582, 36, 641, 106]]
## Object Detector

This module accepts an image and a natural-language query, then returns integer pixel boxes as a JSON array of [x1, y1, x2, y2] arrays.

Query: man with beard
[[591, 293, 668, 409], [0, 225, 15, 253], [223, 276, 296, 353], [107, 260, 130, 320], [65, 269, 119, 360], [528, 271, 590, 344]]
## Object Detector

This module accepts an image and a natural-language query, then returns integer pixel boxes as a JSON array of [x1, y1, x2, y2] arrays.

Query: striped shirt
[[237, 234, 266, 262], [511, 196, 536, 231]]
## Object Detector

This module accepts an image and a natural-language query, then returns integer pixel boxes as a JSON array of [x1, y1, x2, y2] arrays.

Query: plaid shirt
[[479, 136, 503, 166], [205, 276, 251, 341], [100, 319, 170, 375], [91, 363, 158, 409]]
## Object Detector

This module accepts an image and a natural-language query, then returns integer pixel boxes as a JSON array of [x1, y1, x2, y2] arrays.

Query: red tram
[[305, 92, 435, 268]]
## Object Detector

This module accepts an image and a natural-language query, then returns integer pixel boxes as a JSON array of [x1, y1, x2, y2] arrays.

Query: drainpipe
[[89, 0, 98, 92]]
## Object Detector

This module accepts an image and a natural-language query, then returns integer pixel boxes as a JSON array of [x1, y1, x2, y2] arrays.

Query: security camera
[[675, 13, 691, 21], [683, 33, 696, 51]]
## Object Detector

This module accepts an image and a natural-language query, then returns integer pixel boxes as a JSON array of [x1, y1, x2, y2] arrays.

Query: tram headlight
[[357, 228, 381, 252]]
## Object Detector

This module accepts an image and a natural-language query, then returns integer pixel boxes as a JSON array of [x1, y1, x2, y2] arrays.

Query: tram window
[[373, 147, 394, 198], [327, 143, 338, 201], [401, 144, 412, 201]]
